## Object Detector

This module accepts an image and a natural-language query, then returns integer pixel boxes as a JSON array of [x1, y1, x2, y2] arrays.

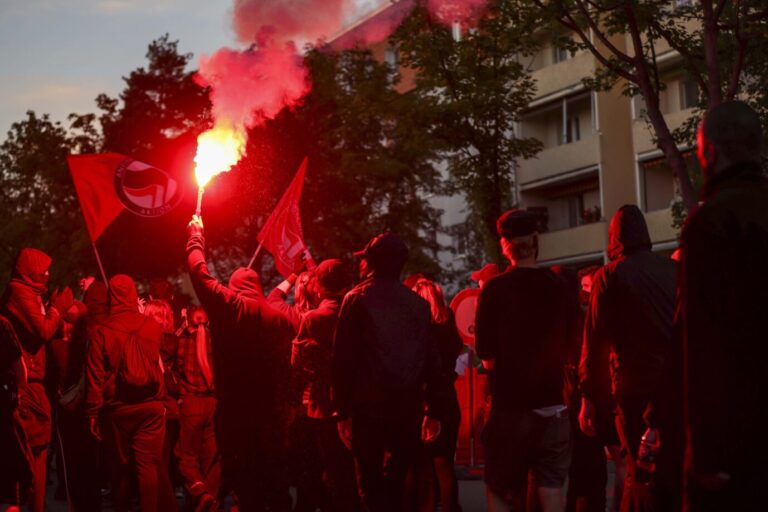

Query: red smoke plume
[[232, 0, 354, 45], [428, 0, 488, 25], [195, 38, 310, 130], [198, 0, 492, 136]]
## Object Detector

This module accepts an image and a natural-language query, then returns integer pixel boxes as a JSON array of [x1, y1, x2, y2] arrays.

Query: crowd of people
[[0, 101, 765, 512]]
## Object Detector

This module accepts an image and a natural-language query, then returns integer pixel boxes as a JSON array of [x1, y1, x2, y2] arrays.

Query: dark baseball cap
[[354, 233, 409, 270], [496, 209, 539, 239]]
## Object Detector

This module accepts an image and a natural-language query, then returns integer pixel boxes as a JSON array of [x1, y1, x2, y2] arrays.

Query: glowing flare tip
[[194, 126, 246, 188]]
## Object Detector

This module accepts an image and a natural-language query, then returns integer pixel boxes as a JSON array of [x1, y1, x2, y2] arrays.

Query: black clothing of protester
[[267, 286, 305, 332], [332, 275, 446, 512], [580, 205, 676, 511], [680, 162, 768, 511], [1, 249, 65, 450], [1, 248, 71, 512], [85, 275, 176, 512], [187, 231, 295, 512], [49, 308, 102, 512], [580, 205, 676, 405], [425, 311, 463, 460], [293, 295, 359, 512], [0, 314, 33, 505], [476, 268, 577, 412], [475, 266, 577, 498]]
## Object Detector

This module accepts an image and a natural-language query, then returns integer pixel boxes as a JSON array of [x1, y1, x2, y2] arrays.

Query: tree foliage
[[205, 47, 447, 281], [0, 112, 96, 287], [391, 0, 543, 266]]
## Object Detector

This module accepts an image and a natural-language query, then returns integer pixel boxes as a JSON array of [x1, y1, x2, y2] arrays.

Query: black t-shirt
[[475, 267, 577, 411]]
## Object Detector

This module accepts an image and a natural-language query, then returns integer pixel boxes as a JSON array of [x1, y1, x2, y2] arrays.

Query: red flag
[[67, 153, 183, 242], [257, 157, 311, 278]]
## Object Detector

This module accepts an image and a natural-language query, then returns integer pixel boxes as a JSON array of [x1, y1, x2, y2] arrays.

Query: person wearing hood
[[1, 248, 73, 512], [85, 274, 177, 512], [679, 101, 768, 511], [579, 205, 676, 510], [186, 215, 295, 512], [332, 233, 446, 512]]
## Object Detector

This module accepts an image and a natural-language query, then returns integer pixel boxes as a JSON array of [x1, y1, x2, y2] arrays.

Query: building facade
[[333, 0, 690, 276]]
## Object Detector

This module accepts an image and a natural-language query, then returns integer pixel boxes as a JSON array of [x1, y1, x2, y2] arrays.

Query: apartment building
[[332, 0, 688, 273]]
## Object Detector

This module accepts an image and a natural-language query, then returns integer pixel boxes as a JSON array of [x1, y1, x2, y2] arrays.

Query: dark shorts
[[483, 408, 571, 496]]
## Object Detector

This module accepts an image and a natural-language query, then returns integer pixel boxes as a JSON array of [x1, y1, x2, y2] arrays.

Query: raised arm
[[186, 215, 239, 313]]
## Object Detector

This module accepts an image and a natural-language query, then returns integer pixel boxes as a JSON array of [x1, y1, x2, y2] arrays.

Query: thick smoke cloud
[[195, 39, 310, 131], [198, 0, 490, 133], [232, 0, 355, 45], [428, 0, 488, 25]]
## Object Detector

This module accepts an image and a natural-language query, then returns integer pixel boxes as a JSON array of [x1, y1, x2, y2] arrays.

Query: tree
[[535, 0, 768, 211], [0, 112, 96, 286], [391, 0, 544, 266], [97, 34, 211, 164], [199, 46, 448, 281]]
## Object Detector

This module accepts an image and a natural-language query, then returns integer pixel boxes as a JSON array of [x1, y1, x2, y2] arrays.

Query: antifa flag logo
[[114, 158, 182, 217]]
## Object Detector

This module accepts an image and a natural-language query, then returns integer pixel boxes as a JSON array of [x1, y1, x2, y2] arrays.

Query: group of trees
[[1, 0, 767, 289]]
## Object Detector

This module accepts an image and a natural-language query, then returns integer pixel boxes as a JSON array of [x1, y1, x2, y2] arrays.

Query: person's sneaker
[[194, 492, 216, 512]]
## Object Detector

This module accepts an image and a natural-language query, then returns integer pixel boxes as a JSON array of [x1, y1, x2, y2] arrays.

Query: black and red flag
[[67, 153, 191, 278]]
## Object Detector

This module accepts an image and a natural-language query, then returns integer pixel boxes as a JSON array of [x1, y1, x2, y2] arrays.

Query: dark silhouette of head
[[697, 101, 762, 180], [496, 209, 539, 265], [228, 267, 263, 300], [355, 233, 409, 280]]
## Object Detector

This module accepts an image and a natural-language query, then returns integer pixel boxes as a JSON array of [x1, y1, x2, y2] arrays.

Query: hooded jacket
[[85, 275, 164, 416], [1, 248, 60, 381], [680, 162, 768, 476], [186, 233, 294, 454], [580, 205, 676, 402], [332, 275, 448, 420]]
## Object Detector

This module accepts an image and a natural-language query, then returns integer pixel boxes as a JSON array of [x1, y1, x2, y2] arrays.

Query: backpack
[[116, 320, 163, 402]]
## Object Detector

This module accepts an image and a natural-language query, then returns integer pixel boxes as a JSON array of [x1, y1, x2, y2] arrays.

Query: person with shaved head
[[681, 101, 767, 511]]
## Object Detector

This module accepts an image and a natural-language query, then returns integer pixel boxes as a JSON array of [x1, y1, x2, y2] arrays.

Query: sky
[[0, 0, 383, 140]]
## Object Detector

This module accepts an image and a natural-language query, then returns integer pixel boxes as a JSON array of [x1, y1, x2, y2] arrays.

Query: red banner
[[67, 153, 182, 242], [257, 157, 311, 278]]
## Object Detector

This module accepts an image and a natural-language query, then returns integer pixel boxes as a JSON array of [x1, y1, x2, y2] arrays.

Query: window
[[553, 46, 570, 64], [633, 94, 648, 120], [565, 116, 580, 144], [640, 151, 700, 211], [680, 77, 699, 110], [452, 21, 462, 42], [384, 46, 398, 69]]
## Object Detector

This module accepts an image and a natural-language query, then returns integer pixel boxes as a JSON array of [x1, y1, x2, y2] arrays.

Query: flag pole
[[91, 241, 108, 284], [247, 241, 264, 270]]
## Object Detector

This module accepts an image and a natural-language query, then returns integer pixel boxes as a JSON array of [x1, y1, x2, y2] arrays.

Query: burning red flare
[[194, 124, 246, 189]]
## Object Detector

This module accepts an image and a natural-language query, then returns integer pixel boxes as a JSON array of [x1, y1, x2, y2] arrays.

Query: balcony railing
[[518, 134, 600, 187], [531, 51, 594, 100]]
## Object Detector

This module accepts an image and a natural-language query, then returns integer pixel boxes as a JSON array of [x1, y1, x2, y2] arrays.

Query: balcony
[[518, 134, 600, 188], [532, 51, 594, 100], [537, 221, 607, 263], [633, 107, 696, 155]]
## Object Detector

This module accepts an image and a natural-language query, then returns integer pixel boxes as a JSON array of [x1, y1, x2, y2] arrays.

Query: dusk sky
[[0, 0, 381, 139]]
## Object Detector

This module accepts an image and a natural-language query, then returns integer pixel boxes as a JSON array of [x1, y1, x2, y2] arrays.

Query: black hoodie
[[579, 205, 677, 401], [680, 162, 768, 478], [85, 275, 164, 416], [186, 233, 294, 456]]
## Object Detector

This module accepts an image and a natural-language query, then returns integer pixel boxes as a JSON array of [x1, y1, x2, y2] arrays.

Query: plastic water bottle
[[636, 427, 660, 483]]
